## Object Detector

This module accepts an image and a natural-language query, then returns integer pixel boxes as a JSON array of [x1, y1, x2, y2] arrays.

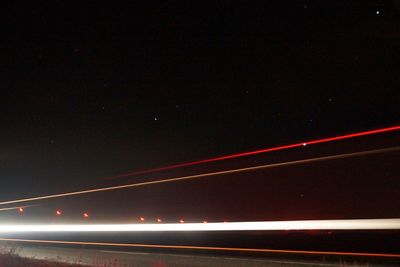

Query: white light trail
[[0, 205, 36, 212], [0, 218, 399, 233], [0, 146, 398, 206]]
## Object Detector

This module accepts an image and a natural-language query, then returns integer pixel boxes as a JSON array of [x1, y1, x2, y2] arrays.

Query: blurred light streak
[[0, 146, 399, 206], [0, 206, 33, 212], [104, 125, 400, 179], [0, 146, 400, 205], [0, 237, 399, 258], [0, 218, 399, 232]]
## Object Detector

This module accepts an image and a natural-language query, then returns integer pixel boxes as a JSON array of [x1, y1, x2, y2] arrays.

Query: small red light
[[139, 217, 145, 222], [156, 218, 162, 223], [203, 220, 208, 224], [56, 210, 62, 216], [179, 219, 184, 223], [18, 207, 24, 213], [83, 212, 89, 218]]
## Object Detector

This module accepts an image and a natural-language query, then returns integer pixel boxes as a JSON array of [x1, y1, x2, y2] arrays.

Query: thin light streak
[[0, 146, 399, 206], [104, 125, 400, 179], [0, 207, 23, 212], [0, 205, 36, 212], [0, 219, 399, 232], [0, 237, 399, 258]]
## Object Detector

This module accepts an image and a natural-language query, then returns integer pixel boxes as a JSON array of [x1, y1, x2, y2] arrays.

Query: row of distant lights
[[18, 208, 89, 219], [18, 208, 208, 223], [140, 217, 195, 224]]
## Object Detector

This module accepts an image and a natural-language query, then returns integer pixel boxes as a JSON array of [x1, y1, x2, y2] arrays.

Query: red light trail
[[0, 146, 398, 206], [104, 125, 400, 180]]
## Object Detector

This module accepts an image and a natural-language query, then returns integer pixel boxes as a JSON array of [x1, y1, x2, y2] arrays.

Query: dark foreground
[[1, 243, 399, 267], [0, 230, 399, 266], [0, 253, 78, 267]]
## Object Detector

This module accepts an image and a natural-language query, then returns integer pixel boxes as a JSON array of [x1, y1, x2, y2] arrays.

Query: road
[[1, 242, 399, 267]]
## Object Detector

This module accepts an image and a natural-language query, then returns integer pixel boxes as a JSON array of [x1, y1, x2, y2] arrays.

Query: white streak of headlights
[[0, 218, 399, 232]]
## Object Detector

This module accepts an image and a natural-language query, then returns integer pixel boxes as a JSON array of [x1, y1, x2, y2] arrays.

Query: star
[[154, 117, 158, 121]]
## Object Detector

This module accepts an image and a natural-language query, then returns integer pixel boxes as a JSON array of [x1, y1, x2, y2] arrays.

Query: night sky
[[1, 1, 399, 223]]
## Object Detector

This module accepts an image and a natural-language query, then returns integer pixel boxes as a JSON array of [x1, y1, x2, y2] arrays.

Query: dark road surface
[[1, 242, 399, 267]]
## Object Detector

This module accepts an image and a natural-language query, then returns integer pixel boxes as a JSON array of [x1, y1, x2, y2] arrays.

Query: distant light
[[56, 210, 62, 216], [376, 10, 380, 15], [139, 217, 145, 222], [203, 221, 208, 224], [18, 207, 24, 213], [83, 212, 89, 218], [156, 218, 162, 223], [179, 219, 185, 224], [302, 143, 307, 146]]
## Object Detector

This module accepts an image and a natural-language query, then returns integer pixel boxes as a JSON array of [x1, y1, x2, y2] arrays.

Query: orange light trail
[[0, 238, 399, 258], [104, 125, 400, 179], [0, 146, 398, 206]]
